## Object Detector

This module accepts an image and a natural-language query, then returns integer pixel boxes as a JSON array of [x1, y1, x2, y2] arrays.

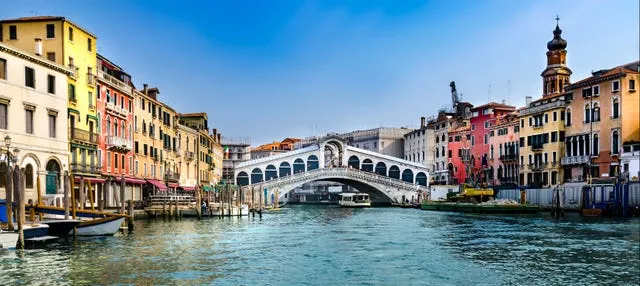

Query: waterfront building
[[403, 116, 435, 171], [1, 16, 101, 189], [177, 123, 199, 191], [96, 54, 142, 205], [487, 113, 519, 186], [563, 61, 639, 181], [446, 123, 471, 185], [221, 138, 251, 184], [178, 113, 217, 191], [430, 111, 455, 184], [518, 22, 571, 187], [469, 102, 516, 184], [0, 42, 70, 202], [211, 129, 224, 185], [251, 138, 301, 159]]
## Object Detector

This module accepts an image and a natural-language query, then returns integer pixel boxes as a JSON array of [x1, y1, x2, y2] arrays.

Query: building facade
[[177, 123, 198, 191], [431, 112, 454, 184], [518, 22, 571, 187], [341, 127, 412, 158], [488, 113, 519, 186], [0, 42, 70, 202], [404, 117, 435, 171], [563, 61, 639, 181], [179, 113, 216, 191], [447, 124, 471, 185], [222, 138, 251, 184], [251, 138, 301, 159]]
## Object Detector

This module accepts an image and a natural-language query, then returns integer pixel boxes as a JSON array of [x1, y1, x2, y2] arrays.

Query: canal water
[[1, 205, 639, 285]]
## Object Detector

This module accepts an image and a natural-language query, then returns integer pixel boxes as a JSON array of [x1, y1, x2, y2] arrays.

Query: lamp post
[[164, 160, 170, 194], [3, 135, 20, 167]]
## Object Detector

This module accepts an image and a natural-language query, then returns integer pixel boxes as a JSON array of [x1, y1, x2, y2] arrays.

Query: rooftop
[[0, 16, 98, 39]]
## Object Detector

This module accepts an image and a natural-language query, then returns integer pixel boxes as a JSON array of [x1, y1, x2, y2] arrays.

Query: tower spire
[[555, 15, 560, 26]]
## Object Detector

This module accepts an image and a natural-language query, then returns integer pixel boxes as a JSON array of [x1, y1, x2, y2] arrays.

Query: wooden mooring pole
[[14, 166, 24, 249]]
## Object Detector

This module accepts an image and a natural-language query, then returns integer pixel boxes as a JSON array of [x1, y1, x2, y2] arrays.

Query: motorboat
[[338, 193, 371, 207]]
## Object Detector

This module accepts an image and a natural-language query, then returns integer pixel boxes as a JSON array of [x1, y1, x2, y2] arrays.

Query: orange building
[[251, 138, 301, 159]]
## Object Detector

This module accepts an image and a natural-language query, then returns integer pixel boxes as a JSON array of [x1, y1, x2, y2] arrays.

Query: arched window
[[612, 130, 619, 154], [441, 134, 446, 142], [435, 136, 439, 143], [106, 117, 111, 136], [592, 103, 600, 122], [612, 98, 619, 119], [435, 148, 439, 157], [121, 121, 125, 138], [592, 134, 599, 156], [566, 108, 572, 126], [441, 146, 445, 157], [25, 164, 34, 189], [114, 120, 118, 137], [97, 112, 101, 132], [584, 104, 591, 123]]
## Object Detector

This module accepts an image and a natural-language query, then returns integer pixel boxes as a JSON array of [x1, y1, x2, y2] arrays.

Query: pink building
[[469, 102, 515, 184], [488, 113, 520, 186]]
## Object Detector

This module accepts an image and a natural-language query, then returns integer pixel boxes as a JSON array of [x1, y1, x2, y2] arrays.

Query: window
[[130, 157, 133, 174], [96, 84, 101, 99], [582, 88, 592, 98], [612, 80, 620, 92], [630, 79, 636, 91], [484, 134, 488, 144], [9, 25, 17, 40], [87, 38, 92, 51], [46, 52, 55, 62], [544, 113, 548, 123], [529, 117, 532, 126], [593, 85, 600, 96], [121, 155, 125, 171], [520, 137, 525, 147], [612, 130, 619, 154], [88, 92, 93, 108], [68, 27, 73, 41], [0, 58, 6, 79], [520, 119, 524, 128], [47, 75, 56, 94], [135, 161, 139, 175], [25, 109, 34, 134], [26, 164, 34, 189], [68, 83, 76, 101], [114, 153, 118, 169], [551, 132, 557, 142], [592, 103, 600, 122], [1, 103, 9, 129], [48, 114, 56, 138], [448, 150, 452, 158], [593, 134, 599, 156], [584, 104, 591, 123], [566, 108, 572, 126], [25, 67, 35, 88], [471, 124, 475, 130], [553, 111, 557, 122], [46, 24, 55, 38], [612, 98, 619, 119]]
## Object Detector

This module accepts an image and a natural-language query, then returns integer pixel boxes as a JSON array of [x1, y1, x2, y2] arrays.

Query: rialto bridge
[[234, 136, 430, 204]]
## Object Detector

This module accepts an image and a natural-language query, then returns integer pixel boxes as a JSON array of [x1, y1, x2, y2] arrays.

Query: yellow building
[[178, 113, 217, 191], [132, 85, 179, 192], [1, 16, 100, 184], [211, 131, 223, 185], [177, 123, 199, 191], [563, 61, 639, 180], [518, 22, 571, 187]]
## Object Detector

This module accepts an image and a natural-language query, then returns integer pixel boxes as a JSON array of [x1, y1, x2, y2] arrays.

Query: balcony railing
[[165, 172, 180, 181], [528, 162, 547, 171], [531, 143, 544, 151], [106, 136, 133, 152], [97, 70, 132, 95], [70, 128, 98, 145], [499, 154, 518, 162], [68, 65, 79, 79], [519, 99, 566, 116], [184, 151, 195, 161], [87, 73, 95, 86], [106, 101, 129, 117], [70, 162, 101, 174], [561, 155, 590, 166]]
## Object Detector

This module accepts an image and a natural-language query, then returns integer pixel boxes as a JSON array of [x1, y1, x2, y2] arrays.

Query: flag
[[223, 146, 229, 159]]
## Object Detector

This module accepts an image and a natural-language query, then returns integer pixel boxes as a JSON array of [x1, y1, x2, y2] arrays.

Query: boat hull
[[42, 219, 81, 237], [338, 202, 371, 207], [74, 217, 125, 236], [0, 232, 19, 249], [421, 202, 540, 214], [22, 224, 50, 239]]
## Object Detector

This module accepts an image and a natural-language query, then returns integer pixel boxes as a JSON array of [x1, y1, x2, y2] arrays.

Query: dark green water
[[1, 205, 639, 285]]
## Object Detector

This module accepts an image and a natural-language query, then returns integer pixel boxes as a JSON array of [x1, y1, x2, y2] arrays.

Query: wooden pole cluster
[[120, 175, 125, 214], [63, 171, 70, 220]]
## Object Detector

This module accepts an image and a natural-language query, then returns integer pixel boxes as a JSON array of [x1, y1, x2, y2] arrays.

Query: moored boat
[[74, 216, 126, 236], [41, 219, 81, 237], [0, 229, 19, 249], [338, 193, 371, 207], [22, 224, 50, 239], [420, 201, 540, 214]]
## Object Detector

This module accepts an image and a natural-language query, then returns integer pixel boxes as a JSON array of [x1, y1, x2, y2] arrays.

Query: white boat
[[73, 216, 125, 236], [338, 193, 371, 207], [0, 229, 19, 249]]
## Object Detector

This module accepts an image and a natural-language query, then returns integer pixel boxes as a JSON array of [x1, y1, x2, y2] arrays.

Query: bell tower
[[541, 16, 572, 97]]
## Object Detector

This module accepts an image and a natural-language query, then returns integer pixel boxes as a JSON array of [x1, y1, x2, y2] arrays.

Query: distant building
[[431, 111, 456, 185], [488, 113, 520, 186], [222, 137, 251, 184], [404, 117, 434, 171], [251, 138, 301, 159], [341, 127, 412, 158], [447, 123, 472, 185]]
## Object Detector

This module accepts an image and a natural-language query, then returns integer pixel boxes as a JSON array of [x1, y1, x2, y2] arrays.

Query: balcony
[[532, 124, 544, 129], [106, 136, 133, 152], [87, 73, 95, 86], [70, 162, 101, 174], [97, 70, 132, 95], [561, 155, 590, 166], [106, 101, 129, 118], [528, 162, 547, 171], [531, 143, 544, 151], [71, 128, 98, 145], [499, 154, 518, 162], [519, 99, 566, 116], [68, 65, 79, 79], [165, 172, 180, 182], [184, 151, 195, 161]]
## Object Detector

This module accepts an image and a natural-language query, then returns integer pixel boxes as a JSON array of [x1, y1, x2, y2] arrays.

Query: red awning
[[74, 177, 106, 184], [125, 178, 146, 184], [180, 186, 195, 191], [168, 183, 179, 188], [146, 179, 167, 191]]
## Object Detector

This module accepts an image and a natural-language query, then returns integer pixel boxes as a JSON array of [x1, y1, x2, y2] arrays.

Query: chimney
[[217, 133, 221, 143], [525, 96, 532, 107], [143, 84, 148, 95], [501, 99, 506, 105], [34, 38, 42, 56], [420, 117, 426, 128], [213, 128, 217, 137]]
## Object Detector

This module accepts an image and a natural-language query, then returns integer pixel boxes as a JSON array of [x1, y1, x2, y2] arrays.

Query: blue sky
[[3, 0, 639, 145]]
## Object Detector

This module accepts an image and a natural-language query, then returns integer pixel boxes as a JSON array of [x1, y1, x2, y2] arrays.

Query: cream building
[[403, 117, 434, 171], [177, 123, 198, 191], [0, 42, 70, 202]]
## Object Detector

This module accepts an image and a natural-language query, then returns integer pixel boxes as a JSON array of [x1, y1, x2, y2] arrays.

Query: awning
[[168, 183, 179, 188], [73, 176, 106, 184], [202, 185, 213, 192], [146, 179, 167, 191], [125, 178, 146, 184], [179, 186, 196, 191]]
